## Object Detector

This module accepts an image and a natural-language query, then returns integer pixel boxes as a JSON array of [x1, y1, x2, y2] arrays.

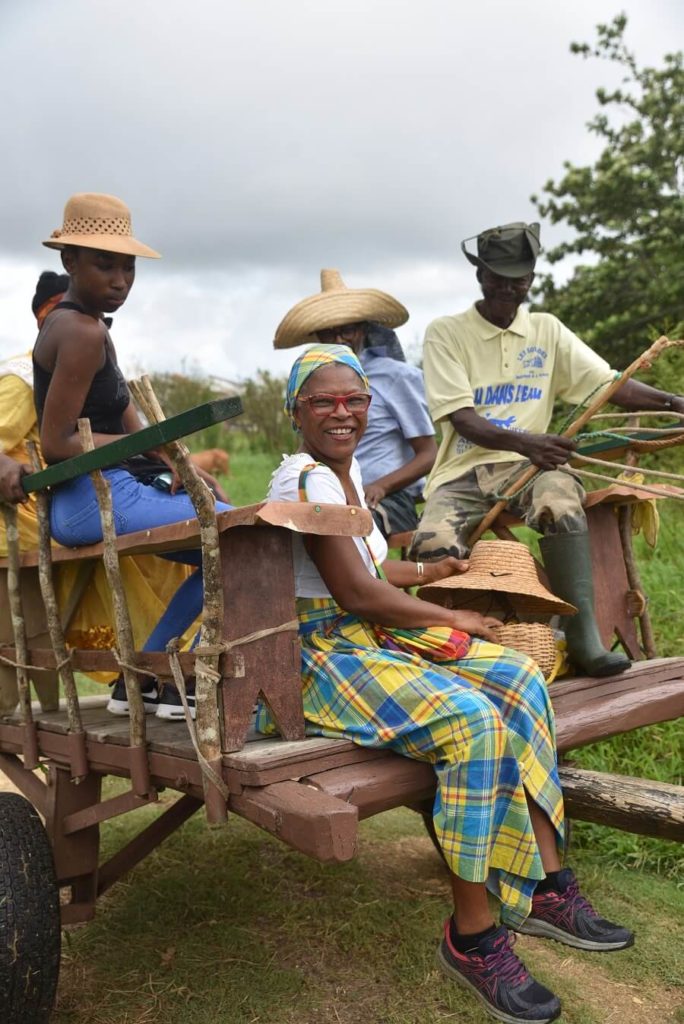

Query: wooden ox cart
[[1, 391, 683, 1023]]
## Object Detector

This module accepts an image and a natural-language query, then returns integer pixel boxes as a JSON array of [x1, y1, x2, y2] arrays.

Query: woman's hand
[[449, 610, 500, 642], [421, 556, 469, 584]]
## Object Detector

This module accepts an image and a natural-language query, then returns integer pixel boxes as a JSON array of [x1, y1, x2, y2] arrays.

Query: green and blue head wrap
[[285, 344, 369, 428]]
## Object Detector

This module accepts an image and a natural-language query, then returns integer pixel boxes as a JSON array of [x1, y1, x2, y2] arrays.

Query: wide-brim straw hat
[[273, 269, 408, 349], [418, 539, 577, 616], [43, 193, 160, 259]]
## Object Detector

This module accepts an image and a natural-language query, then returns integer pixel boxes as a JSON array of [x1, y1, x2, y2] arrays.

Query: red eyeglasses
[[297, 392, 372, 416]]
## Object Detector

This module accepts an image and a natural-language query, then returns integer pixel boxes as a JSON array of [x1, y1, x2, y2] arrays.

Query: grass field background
[[50, 445, 684, 1021]]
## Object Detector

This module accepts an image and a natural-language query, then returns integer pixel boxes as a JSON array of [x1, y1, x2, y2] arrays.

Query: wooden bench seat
[[2, 656, 682, 862], [0, 500, 371, 569]]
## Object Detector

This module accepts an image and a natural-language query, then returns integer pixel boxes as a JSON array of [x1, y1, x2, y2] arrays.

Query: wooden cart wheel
[[0, 793, 61, 1024]]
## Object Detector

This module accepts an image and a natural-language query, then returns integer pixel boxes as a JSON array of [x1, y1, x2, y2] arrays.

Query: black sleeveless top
[[33, 301, 130, 444]]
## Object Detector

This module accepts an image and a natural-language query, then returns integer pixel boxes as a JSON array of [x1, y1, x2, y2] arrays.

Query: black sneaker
[[515, 868, 634, 952], [156, 680, 196, 721], [436, 921, 561, 1023], [107, 675, 160, 716]]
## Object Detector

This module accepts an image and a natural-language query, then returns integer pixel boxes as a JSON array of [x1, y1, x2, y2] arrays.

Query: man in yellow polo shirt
[[411, 221, 684, 676]]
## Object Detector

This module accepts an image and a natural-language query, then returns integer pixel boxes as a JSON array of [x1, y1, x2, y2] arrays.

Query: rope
[[193, 619, 299, 659], [0, 650, 73, 673], [111, 648, 158, 679], [558, 465, 684, 501], [589, 411, 684, 421], [573, 452, 684, 484], [166, 645, 231, 802]]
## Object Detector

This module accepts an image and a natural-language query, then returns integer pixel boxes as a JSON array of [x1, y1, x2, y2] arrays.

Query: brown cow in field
[[190, 448, 230, 475]]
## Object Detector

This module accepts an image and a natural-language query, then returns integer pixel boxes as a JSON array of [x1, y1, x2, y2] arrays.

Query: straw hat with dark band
[[418, 540, 577, 617], [274, 269, 408, 350], [43, 193, 160, 259]]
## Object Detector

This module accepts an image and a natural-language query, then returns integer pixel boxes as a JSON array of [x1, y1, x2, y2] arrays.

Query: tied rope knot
[[163, 618, 299, 802]]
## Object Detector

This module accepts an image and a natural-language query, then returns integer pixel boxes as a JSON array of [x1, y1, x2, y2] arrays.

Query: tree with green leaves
[[532, 14, 683, 369]]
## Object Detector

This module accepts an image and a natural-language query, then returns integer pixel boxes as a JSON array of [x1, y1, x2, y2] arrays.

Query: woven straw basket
[[491, 622, 559, 680]]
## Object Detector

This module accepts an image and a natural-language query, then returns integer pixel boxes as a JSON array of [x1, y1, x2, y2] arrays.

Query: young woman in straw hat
[[33, 193, 231, 721], [262, 343, 633, 1024], [274, 270, 437, 539], [0, 271, 200, 714]]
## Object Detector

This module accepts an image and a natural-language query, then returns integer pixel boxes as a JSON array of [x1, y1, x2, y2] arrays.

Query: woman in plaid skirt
[[262, 343, 633, 1024]]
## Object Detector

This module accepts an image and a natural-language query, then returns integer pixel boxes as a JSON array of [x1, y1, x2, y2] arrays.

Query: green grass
[[54, 800, 683, 1023]]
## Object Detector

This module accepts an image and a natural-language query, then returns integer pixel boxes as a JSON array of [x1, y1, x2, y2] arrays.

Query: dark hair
[[31, 270, 69, 316]]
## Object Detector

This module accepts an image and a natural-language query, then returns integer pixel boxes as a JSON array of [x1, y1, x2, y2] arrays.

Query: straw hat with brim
[[43, 193, 160, 259], [418, 539, 577, 616], [274, 269, 408, 349]]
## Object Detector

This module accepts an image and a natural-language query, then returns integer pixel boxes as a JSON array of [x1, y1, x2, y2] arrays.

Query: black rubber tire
[[0, 792, 61, 1023]]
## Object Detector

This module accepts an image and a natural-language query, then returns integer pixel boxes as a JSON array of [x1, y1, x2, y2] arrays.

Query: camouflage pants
[[409, 462, 587, 561]]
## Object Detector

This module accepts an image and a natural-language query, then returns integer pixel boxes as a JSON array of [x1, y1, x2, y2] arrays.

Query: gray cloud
[[1, 0, 681, 378]]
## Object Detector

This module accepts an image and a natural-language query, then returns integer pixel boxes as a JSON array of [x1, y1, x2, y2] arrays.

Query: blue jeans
[[51, 469, 232, 653]]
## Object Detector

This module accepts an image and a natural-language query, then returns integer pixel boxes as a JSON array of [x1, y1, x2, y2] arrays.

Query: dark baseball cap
[[461, 221, 541, 277]]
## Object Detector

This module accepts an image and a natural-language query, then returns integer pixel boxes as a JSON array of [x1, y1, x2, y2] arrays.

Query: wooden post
[[77, 419, 152, 797], [26, 442, 88, 780], [128, 376, 227, 824], [0, 503, 39, 768]]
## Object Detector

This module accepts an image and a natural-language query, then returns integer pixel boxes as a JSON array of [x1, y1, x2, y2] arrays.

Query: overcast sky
[[0, 0, 681, 383]]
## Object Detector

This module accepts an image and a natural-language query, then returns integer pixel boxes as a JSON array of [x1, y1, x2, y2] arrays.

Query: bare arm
[[304, 534, 498, 638], [611, 379, 684, 415], [382, 555, 468, 590], [450, 407, 576, 471], [39, 319, 132, 463], [363, 435, 438, 507]]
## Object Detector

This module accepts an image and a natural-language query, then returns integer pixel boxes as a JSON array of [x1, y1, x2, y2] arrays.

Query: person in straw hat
[[0, 271, 200, 714], [274, 270, 437, 539], [261, 342, 633, 1024], [411, 220, 684, 677], [33, 193, 232, 721]]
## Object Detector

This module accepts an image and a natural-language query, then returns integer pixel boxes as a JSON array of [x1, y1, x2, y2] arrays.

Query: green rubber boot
[[539, 531, 631, 678]]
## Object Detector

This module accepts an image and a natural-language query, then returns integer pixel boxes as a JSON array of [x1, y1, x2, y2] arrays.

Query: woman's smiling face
[[294, 363, 369, 465]]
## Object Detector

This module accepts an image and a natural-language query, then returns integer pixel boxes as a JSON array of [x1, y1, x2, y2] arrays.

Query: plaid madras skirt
[[256, 597, 564, 927]]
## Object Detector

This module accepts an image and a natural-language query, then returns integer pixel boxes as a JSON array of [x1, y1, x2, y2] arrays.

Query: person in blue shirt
[[274, 270, 437, 538]]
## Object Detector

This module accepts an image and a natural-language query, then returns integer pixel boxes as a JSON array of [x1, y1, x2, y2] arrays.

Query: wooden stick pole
[[26, 443, 88, 779], [0, 503, 39, 768], [128, 376, 227, 824], [468, 335, 684, 546], [77, 419, 151, 797]]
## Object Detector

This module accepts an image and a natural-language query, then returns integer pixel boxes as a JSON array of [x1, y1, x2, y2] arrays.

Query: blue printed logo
[[517, 345, 547, 370], [484, 412, 517, 430]]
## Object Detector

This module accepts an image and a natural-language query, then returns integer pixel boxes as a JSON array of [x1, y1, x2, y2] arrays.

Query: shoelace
[[555, 879, 599, 919], [482, 932, 529, 986]]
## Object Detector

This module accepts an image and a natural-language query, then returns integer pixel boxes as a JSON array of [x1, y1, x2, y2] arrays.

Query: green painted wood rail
[[22, 397, 243, 494]]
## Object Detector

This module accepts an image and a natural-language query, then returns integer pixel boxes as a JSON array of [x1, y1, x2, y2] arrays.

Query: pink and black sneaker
[[436, 920, 561, 1023], [516, 868, 634, 952]]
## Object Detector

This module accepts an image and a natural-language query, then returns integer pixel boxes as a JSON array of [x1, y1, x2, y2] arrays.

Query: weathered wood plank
[[303, 757, 436, 819], [586, 503, 642, 660], [559, 766, 684, 841], [0, 501, 372, 569], [230, 779, 358, 862]]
